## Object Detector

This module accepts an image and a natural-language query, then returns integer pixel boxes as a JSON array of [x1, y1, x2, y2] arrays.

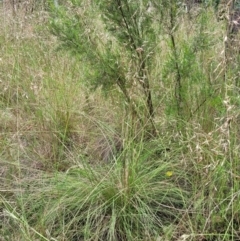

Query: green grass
[[1, 2, 240, 241], [12, 143, 186, 241]]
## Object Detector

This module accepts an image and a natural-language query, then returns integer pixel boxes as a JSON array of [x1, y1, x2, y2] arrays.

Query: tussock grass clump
[[11, 143, 187, 241]]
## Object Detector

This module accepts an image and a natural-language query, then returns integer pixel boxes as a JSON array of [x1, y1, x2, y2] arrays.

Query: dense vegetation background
[[0, 0, 240, 240]]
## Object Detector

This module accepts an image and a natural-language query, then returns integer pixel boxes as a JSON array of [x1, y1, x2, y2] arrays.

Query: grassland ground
[[1, 2, 240, 241]]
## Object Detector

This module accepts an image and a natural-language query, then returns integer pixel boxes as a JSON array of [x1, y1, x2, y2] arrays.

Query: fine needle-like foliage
[[49, 0, 159, 137]]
